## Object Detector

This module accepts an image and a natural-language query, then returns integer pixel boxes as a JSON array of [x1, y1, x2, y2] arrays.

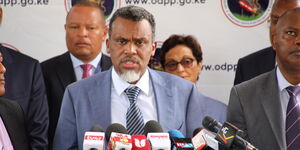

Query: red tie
[[80, 64, 93, 79]]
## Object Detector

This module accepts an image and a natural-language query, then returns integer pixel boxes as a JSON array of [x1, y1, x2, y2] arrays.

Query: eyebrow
[[284, 26, 299, 31]]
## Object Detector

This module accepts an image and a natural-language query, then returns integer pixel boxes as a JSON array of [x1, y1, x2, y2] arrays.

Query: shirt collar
[[112, 67, 150, 96], [70, 52, 102, 69], [277, 67, 300, 91]]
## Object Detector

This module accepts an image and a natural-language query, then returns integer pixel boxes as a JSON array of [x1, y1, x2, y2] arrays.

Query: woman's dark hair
[[160, 34, 203, 69]]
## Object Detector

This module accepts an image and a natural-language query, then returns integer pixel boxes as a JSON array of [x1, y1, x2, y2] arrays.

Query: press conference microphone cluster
[[84, 120, 191, 150], [202, 116, 258, 150]]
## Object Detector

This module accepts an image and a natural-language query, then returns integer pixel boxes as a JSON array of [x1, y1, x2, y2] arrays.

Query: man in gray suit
[[227, 8, 300, 150], [53, 5, 226, 150]]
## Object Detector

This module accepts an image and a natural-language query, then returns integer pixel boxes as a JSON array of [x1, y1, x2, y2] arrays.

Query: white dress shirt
[[111, 67, 158, 127], [70, 52, 102, 81], [276, 67, 300, 124]]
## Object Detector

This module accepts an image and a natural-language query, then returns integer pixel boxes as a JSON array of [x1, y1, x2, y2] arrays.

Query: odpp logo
[[64, 0, 121, 21], [221, 0, 274, 27]]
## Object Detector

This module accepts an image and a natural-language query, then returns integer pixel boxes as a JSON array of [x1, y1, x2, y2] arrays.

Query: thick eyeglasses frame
[[164, 58, 196, 71]]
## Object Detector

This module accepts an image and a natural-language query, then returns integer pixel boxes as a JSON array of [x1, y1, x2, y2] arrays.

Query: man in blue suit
[[53, 5, 226, 150]]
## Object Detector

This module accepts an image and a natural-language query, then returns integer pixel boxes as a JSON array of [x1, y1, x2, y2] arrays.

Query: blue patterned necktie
[[286, 86, 300, 150], [125, 86, 144, 135]]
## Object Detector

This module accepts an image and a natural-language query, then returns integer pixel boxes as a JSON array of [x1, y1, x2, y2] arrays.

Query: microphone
[[193, 128, 202, 137], [132, 135, 150, 150], [144, 120, 171, 150], [105, 123, 132, 150], [144, 120, 164, 135], [191, 128, 218, 150], [202, 116, 258, 150], [83, 125, 105, 150], [105, 123, 128, 142], [168, 129, 193, 150]]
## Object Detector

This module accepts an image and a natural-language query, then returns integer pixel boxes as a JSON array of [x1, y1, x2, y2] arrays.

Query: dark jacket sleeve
[[27, 61, 49, 150]]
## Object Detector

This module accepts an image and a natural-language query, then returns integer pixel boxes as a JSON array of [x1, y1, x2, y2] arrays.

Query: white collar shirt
[[111, 67, 157, 127], [277, 67, 300, 125], [70, 52, 102, 81]]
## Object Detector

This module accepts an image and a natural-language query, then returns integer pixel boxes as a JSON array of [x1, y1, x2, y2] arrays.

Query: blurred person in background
[[160, 34, 227, 124], [234, 0, 300, 85], [41, 0, 112, 148], [0, 6, 48, 150], [0, 52, 29, 150]]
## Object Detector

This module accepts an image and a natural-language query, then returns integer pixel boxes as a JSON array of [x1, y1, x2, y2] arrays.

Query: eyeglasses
[[164, 58, 195, 71]]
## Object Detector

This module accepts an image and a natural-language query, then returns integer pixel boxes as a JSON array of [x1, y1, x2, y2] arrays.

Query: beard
[[119, 70, 141, 83]]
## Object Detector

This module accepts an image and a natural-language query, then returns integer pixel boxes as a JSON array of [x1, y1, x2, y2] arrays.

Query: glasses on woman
[[164, 58, 195, 71]]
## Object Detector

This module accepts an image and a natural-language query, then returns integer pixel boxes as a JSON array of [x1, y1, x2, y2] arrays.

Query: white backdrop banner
[[0, 0, 274, 104]]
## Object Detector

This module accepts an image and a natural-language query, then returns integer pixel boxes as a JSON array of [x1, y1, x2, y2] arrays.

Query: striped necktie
[[125, 86, 144, 135], [286, 86, 300, 150]]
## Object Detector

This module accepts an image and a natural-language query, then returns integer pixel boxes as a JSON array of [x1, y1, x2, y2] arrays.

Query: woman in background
[[160, 34, 202, 83], [160, 34, 227, 124]]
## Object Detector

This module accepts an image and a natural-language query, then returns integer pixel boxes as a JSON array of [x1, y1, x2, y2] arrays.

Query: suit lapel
[[88, 69, 112, 130], [0, 45, 13, 66], [260, 69, 285, 149], [100, 54, 112, 72], [149, 69, 174, 130], [56, 52, 76, 88]]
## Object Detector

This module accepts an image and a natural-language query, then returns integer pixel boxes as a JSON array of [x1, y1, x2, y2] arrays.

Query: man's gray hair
[[109, 5, 156, 41]]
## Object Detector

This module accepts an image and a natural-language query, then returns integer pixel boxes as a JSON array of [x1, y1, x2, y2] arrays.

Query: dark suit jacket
[[0, 97, 29, 150], [228, 69, 285, 150], [0, 45, 49, 150], [41, 52, 112, 148], [234, 46, 276, 85]]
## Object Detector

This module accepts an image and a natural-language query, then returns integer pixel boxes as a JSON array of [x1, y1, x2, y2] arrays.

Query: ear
[[197, 61, 202, 76], [198, 61, 202, 72], [64, 24, 67, 31], [102, 24, 109, 41], [272, 33, 277, 50], [151, 41, 157, 56], [106, 39, 110, 54], [0, 8, 2, 25]]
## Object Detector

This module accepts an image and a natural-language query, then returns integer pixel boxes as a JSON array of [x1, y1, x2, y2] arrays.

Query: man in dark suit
[[0, 7, 48, 150], [0, 51, 29, 150], [41, 0, 112, 147], [234, 47, 275, 85], [234, 0, 300, 85], [227, 8, 300, 149], [0, 45, 49, 150]]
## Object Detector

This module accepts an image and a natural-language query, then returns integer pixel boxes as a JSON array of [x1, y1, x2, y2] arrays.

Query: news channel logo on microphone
[[64, 0, 121, 21], [221, 0, 274, 27]]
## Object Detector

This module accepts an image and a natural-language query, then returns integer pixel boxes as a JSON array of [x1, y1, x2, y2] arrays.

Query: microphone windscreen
[[105, 123, 128, 142], [90, 125, 103, 132], [192, 128, 202, 137], [144, 120, 163, 135], [202, 116, 222, 133], [168, 130, 185, 138]]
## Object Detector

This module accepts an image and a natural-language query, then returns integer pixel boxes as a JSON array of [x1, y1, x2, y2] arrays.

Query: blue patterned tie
[[125, 86, 144, 135], [286, 86, 300, 150]]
